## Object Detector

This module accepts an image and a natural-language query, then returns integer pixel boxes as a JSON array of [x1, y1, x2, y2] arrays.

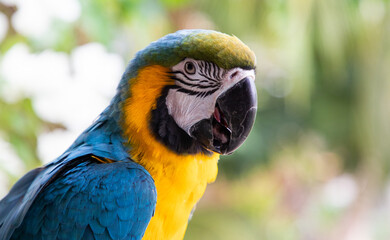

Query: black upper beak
[[190, 77, 257, 155]]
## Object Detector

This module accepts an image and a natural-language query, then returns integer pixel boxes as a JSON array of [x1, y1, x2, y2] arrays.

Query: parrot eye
[[184, 62, 196, 75]]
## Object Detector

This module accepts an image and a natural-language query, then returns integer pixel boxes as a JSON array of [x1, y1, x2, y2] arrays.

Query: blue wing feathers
[[0, 109, 156, 240], [81, 225, 95, 240], [10, 159, 156, 240]]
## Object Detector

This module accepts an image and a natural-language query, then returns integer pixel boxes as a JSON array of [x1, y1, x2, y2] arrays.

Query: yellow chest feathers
[[122, 65, 220, 240]]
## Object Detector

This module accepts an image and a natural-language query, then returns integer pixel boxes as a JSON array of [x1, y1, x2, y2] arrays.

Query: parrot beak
[[190, 77, 257, 155]]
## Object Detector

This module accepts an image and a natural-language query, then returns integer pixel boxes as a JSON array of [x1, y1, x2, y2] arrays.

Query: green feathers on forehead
[[135, 29, 256, 70]]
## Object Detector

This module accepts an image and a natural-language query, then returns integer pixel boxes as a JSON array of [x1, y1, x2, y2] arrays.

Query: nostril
[[230, 71, 239, 79]]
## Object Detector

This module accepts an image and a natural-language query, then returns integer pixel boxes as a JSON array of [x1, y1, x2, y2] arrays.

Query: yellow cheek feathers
[[122, 65, 220, 240]]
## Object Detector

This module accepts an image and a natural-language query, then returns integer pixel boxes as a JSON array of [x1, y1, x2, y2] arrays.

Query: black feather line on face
[[198, 72, 219, 83], [171, 76, 219, 89], [149, 85, 212, 155], [169, 67, 221, 98], [175, 86, 219, 98], [171, 70, 218, 83]]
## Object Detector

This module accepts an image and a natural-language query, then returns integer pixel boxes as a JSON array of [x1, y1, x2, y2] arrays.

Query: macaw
[[0, 29, 257, 240]]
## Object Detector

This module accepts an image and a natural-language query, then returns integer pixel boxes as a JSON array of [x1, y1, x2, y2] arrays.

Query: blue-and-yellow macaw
[[0, 29, 257, 240]]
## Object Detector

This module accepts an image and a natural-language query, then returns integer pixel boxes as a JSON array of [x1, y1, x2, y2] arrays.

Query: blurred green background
[[1, 0, 390, 239]]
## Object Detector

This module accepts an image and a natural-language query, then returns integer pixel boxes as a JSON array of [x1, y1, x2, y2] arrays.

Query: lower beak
[[190, 77, 257, 155]]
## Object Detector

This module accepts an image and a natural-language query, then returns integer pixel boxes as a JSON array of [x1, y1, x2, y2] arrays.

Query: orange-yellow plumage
[[122, 65, 219, 240]]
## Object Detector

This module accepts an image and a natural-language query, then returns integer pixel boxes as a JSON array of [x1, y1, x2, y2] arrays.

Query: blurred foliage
[[0, 98, 42, 173], [1, 0, 390, 239]]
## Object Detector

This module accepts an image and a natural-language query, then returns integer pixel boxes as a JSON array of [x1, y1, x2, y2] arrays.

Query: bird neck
[[120, 64, 219, 239], [118, 63, 220, 184]]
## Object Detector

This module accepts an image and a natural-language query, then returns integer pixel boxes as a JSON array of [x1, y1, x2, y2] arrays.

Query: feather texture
[[0, 100, 156, 240], [10, 158, 156, 240]]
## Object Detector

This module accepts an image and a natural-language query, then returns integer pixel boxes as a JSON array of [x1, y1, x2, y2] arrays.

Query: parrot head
[[119, 29, 257, 157]]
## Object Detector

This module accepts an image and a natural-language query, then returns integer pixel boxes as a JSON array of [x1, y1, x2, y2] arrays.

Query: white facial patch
[[165, 58, 255, 135]]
